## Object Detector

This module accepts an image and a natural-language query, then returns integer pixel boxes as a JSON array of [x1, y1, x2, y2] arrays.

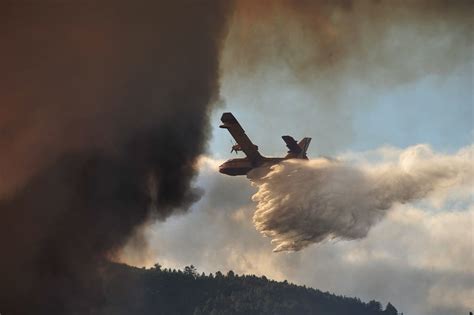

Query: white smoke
[[250, 144, 473, 252]]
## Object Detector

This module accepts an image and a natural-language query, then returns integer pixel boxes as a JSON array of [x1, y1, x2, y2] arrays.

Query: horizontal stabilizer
[[283, 136, 311, 159], [282, 135, 302, 154]]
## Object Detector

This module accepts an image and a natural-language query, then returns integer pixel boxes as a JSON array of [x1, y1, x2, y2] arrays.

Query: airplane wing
[[282, 135, 302, 154], [220, 112, 263, 163]]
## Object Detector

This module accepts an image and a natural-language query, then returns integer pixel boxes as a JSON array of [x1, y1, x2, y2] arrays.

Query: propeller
[[229, 139, 239, 154]]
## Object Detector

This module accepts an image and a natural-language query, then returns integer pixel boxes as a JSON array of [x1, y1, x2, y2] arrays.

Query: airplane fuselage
[[218, 157, 285, 176]]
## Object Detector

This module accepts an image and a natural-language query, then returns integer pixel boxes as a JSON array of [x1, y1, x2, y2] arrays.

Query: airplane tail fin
[[282, 136, 311, 159], [298, 137, 311, 157]]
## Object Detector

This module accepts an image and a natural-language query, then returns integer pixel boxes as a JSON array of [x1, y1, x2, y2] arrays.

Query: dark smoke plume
[[225, 0, 473, 82], [0, 1, 230, 314]]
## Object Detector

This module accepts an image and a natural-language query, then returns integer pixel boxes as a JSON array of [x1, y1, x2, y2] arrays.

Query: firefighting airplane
[[218, 112, 311, 176]]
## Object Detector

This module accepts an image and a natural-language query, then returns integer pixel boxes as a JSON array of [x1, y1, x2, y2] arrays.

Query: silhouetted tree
[[153, 263, 162, 272], [184, 265, 197, 278], [384, 302, 398, 315], [368, 300, 383, 312]]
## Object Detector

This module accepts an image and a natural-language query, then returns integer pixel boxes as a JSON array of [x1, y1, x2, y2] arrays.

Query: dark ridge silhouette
[[98, 262, 400, 315]]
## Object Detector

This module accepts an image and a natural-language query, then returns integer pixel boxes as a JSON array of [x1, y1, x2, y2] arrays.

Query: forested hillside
[[98, 262, 400, 315]]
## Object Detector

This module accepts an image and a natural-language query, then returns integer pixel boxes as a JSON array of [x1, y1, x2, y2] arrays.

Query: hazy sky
[[210, 61, 472, 158], [120, 2, 473, 315]]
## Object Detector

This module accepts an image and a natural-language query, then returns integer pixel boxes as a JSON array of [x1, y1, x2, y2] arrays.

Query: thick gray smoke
[[251, 145, 473, 252], [225, 0, 473, 83], [0, 1, 230, 314]]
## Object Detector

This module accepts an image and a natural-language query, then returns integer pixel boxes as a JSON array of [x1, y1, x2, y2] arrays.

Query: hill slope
[[98, 263, 399, 315]]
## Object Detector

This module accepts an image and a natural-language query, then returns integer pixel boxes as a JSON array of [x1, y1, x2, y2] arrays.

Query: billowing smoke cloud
[[1, 1, 471, 313], [0, 1, 230, 314], [226, 0, 473, 82], [218, 0, 473, 155], [251, 145, 473, 252]]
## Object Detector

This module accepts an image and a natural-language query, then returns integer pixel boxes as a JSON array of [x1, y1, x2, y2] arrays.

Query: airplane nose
[[218, 163, 228, 175]]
